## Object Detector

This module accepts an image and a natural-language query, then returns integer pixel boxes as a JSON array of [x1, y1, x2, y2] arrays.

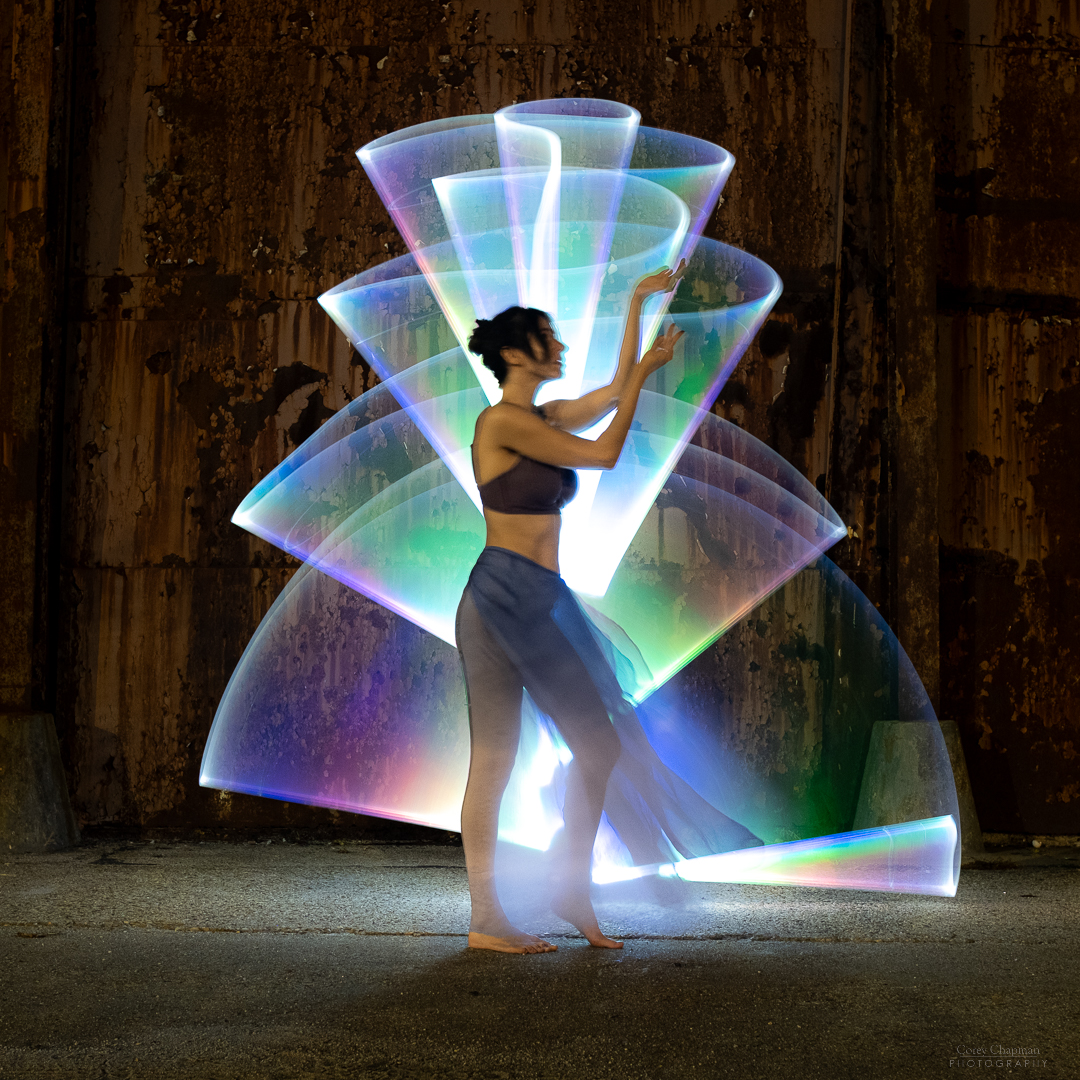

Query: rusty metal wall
[[2, 0, 59, 717], [55, 0, 850, 830], [25, 0, 1076, 833], [933, 0, 1080, 833]]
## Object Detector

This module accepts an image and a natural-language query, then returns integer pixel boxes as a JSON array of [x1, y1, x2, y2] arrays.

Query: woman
[[457, 264, 686, 955]]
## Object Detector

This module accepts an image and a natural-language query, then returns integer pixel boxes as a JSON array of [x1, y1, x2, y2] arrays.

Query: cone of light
[[204, 99, 960, 897]]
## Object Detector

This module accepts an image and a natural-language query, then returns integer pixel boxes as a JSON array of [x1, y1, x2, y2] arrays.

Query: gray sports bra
[[471, 407, 578, 516]]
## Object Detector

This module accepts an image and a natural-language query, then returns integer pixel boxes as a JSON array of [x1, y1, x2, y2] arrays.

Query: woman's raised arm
[[484, 323, 685, 470], [542, 261, 686, 433]]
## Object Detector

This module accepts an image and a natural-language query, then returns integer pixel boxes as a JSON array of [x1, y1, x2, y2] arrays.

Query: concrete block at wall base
[[853, 719, 984, 858], [939, 718, 985, 857], [0, 713, 80, 853]]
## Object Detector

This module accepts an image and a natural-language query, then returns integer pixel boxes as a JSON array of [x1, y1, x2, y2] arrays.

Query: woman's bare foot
[[468, 927, 557, 954], [551, 890, 623, 949]]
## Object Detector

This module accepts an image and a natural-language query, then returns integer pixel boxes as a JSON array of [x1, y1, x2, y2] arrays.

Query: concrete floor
[[1, 839, 1077, 1079]]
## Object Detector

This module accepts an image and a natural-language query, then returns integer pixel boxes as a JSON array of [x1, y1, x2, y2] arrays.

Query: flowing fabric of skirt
[[461, 546, 762, 867]]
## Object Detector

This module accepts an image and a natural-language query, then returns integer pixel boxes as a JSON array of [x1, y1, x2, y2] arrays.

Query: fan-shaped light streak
[[318, 233, 781, 597], [204, 99, 961, 896], [227, 369, 843, 688], [200, 533, 960, 895], [595, 817, 958, 896], [494, 112, 562, 318]]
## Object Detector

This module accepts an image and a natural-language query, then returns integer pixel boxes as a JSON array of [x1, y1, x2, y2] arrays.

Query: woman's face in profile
[[530, 319, 566, 382]]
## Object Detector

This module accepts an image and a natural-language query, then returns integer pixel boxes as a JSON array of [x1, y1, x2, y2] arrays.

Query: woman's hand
[[639, 324, 685, 375], [633, 259, 687, 300], [541, 262, 687, 433]]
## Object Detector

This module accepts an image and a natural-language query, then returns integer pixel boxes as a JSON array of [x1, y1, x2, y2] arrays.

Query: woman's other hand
[[633, 259, 687, 300], [639, 324, 685, 374]]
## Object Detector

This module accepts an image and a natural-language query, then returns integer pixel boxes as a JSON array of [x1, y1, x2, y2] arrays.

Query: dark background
[[2, 0, 1077, 836]]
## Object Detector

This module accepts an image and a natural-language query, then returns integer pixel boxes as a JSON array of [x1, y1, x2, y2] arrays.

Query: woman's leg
[[527, 658, 623, 948], [456, 590, 556, 954]]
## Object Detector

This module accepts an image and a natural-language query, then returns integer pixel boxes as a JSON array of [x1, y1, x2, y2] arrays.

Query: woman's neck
[[499, 373, 541, 409]]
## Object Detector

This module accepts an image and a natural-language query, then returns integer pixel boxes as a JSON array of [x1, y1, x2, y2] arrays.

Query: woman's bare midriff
[[482, 507, 561, 573]]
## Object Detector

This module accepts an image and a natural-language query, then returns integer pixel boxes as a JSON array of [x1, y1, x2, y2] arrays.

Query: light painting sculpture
[[201, 100, 961, 897]]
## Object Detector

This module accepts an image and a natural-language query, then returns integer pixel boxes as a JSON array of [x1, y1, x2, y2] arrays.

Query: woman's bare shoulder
[[484, 401, 547, 431], [475, 402, 526, 447]]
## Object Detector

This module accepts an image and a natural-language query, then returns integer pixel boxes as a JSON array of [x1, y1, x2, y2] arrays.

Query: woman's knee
[[574, 721, 622, 778], [465, 744, 519, 793]]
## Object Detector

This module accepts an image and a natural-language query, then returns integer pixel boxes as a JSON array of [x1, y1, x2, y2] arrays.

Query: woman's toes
[[468, 929, 556, 955], [588, 933, 623, 950]]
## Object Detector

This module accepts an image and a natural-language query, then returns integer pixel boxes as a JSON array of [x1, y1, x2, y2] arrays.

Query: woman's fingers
[[637, 258, 687, 297], [635, 271, 666, 294], [640, 323, 684, 370], [654, 326, 680, 347], [658, 260, 687, 288], [636, 262, 685, 295]]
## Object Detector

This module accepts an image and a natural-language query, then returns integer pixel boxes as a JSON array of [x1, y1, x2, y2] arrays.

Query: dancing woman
[[456, 265, 686, 955]]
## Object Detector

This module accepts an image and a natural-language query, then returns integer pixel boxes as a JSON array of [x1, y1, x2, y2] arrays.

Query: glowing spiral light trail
[[203, 100, 961, 897]]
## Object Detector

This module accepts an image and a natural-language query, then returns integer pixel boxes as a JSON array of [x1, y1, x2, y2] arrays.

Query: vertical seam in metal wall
[[33, 0, 79, 723], [824, 0, 855, 502]]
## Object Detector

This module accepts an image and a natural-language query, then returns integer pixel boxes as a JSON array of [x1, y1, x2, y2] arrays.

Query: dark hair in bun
[[467, 306, 551, 385]]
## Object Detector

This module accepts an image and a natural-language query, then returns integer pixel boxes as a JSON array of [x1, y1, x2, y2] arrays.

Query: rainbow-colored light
[[201, 100, 961, 897]]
